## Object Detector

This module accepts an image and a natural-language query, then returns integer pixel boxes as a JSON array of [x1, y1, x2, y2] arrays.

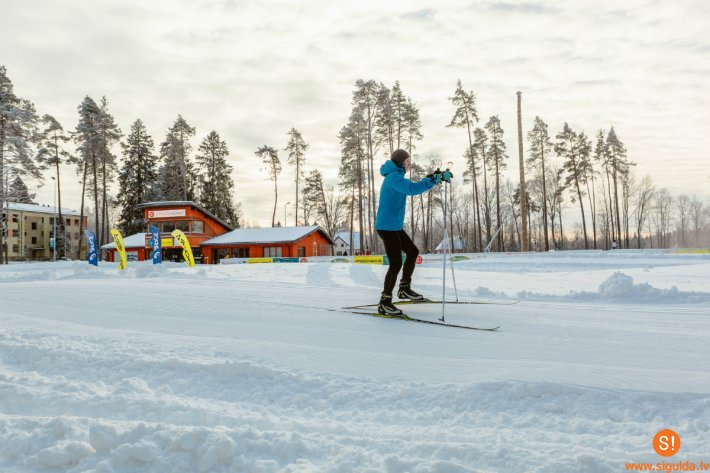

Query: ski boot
[[397, 283, 425, 301], [378, 294, 403, 316]]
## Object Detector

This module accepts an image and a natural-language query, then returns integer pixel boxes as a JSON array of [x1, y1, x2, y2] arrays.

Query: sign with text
[[148, 209, 186, 218], [354, 255, 385, 265]]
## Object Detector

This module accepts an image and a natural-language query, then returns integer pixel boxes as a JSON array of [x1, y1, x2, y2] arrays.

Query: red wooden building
[[103, 201, 231, 263], [201, 225, 335, 263], [102, 201, 334, 264]]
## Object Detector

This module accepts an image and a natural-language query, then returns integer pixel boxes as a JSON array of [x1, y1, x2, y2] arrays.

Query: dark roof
[[137, 201, 233, 231]]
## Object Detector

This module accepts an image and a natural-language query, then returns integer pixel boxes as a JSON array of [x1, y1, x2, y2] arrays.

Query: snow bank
[[517, 271, 710, 304], [1, 252, 709, 472]]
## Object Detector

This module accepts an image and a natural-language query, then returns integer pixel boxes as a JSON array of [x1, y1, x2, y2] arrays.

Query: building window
[[298, 246, 305, 257], [175, 221, 189, 232], [191, 221, 204, 233], [31, 222, 37, 230], [264, 246, 282, 257], [66, 218, 71, 226], [237, 247, 249, 258], [161, 221, 176, 232], [12, 244, 19, 253], [12, 214, 18, 223], [218, 248, 230, 259], [31, 237, 37, 244]]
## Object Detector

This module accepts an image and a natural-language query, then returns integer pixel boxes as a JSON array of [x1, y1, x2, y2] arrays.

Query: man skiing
[[375, 149, 453, 315]]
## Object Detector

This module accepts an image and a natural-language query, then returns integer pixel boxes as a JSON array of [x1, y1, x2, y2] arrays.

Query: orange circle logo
[[653, 429, 681, 457]]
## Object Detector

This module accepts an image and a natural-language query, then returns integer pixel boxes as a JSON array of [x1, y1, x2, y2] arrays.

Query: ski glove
[[426, 171, 443, 185], [442, 170, 453, 182]]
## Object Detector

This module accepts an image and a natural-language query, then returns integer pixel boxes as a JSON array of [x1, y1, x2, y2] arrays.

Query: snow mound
[[132, 263, 169, 278], [593, 272, 710, 303], [517, 271, 710, 304]]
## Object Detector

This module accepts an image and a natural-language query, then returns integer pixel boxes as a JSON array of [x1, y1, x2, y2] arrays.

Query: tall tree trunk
[[92, 148, 100, 247], [604, 166, 615, 245], [540, 137, 549, 252], [586, 179, 597, 249], [76, 160, 88, 260], [357, 152, 364, 252], [574, 177, 589, 248], [0, 119, 5, 264], [102, 152, 108, 257], [272, 175, 278, 227], [516, 92, 528, 251], [482, 148, 491, 245], [495, 154, 502, 251], [349, 191, 354, 253], [613, 167, 622, 248], [558, 199, 564, 250], [465, 116, 482, 251]]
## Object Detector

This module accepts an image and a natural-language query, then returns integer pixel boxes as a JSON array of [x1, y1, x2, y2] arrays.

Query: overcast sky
[[3, 0, 709, 227]]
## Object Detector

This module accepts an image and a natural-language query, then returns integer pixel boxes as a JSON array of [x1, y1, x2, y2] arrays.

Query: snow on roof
[[203, 226, 333, 246], [333, 231, 362, 250], [2, 201, 82, 217], [101, 233, 147, 249]]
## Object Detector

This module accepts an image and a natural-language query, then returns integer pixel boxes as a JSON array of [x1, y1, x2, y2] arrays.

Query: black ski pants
[[377, 230, 419, 296]]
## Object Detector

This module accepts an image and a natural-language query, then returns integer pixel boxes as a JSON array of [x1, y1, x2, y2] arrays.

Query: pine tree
[[37, 114, 74, 258], [284, 128, 308, 226], [97, 97, 121, 248], [402, 97, 423, 237], [9, 176, 34, 203], [304, 169, 334, 235], [353, 80, 384, 253], [117, 119, 158, 235], [0, 66, 41, 263], [485, 116, 508, 251], [447, 80, 481, 251], [158, 115, 197, 201], [605, 127, 632, 248], [196, 131, 238, 227], [73, 96, 101, 257], [556, 123, 591, 249], [526, 116, 553, 251], [255, 145, 281, 227], [338, 108, 368, 252]]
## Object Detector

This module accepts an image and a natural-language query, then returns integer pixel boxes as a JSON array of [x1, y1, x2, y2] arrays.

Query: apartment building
[[1, 202, 87, 261]]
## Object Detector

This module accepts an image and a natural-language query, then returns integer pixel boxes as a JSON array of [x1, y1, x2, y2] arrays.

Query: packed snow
[[1, 250, 709, 472]]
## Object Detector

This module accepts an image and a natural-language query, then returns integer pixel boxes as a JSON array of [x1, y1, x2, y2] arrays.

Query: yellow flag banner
[[171, 229, 195, 267], [110, 229, 128, 270]]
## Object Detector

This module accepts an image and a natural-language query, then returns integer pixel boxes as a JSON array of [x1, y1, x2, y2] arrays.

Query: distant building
[[202, 225, 334, 263], [102, 201, 334, 264], [103, 201, 231, 263], [1, 202, 87, 261], [333, 231, 365, 255]]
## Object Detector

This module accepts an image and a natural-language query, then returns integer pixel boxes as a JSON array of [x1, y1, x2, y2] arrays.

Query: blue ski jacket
[[375, 160, 435, 231]]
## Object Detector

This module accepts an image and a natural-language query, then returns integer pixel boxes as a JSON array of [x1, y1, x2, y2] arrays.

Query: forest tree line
[[1, 65, 709, 264]]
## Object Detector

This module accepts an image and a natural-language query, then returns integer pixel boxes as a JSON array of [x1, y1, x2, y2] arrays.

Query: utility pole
[[516, 92, 529, 252]]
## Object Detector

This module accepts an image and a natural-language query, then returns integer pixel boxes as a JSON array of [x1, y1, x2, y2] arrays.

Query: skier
[[375, 149, 452, 315]]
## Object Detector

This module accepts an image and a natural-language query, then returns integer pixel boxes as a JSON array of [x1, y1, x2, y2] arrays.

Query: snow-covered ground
[[1, 250, 709, 472]]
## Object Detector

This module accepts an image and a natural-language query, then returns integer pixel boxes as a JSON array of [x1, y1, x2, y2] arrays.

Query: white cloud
[[2, 0, 708, 227]]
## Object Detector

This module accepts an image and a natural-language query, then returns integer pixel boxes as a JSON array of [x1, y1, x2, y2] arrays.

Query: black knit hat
[[391, 149, 409, 167]]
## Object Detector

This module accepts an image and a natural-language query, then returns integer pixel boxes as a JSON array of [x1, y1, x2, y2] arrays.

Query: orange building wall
[[205, 230, 332, 261]]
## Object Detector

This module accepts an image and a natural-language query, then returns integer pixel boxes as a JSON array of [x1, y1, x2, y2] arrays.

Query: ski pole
[[441, 173, 448, 323], [443, 164, 459, 303]]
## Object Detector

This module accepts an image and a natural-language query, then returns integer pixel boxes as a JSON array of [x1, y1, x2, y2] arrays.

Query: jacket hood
[[380, 160, 403, 177]]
